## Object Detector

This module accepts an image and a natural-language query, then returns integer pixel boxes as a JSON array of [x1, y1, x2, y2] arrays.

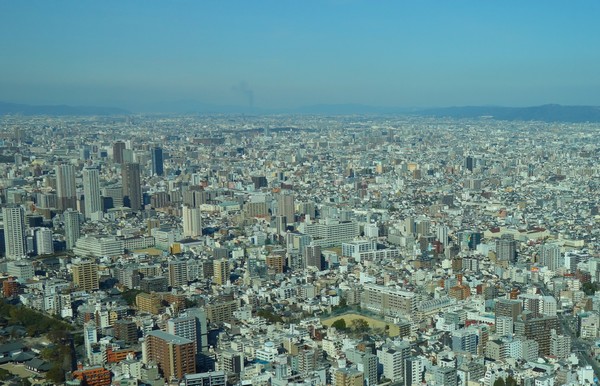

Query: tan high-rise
[[72, 260, 99, 292]]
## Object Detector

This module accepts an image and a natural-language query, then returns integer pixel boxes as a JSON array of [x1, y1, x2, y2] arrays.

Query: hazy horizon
[[2, 1, 600, 112]]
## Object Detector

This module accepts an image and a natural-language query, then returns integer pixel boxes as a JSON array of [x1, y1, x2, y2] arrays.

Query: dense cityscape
[[0, 114, 599, 386]]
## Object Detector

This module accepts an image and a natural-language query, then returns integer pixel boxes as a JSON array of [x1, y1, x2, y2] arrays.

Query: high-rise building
[[2, 205, 26, 259], [182, 205, 203, 238], [434, 366, 458, 386], [303, 244, 322, 270], [56, 164, 77, 211], [514, 315, 559, 355], [113, 141, 126, 164], [496, 234, 517, 262], [277, 192, 295, 225], [122, 163, 142, 212], [377, 340, 411, 383], [144, 330, 196, 380], [72, 259, 99, 292], [35, 227, 54, 255], [168, 260, 188, 288], [495, 299, 522, 323], [151, 147, 164, 176], [64, 209, 81, 250], [167, 316, 198, 352], [213, 259, 228, 286], [83, 166, 102, 219]]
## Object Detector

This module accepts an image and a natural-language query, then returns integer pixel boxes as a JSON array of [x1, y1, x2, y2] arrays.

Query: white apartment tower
[[56, 163, 77, 211], [182, 205, 203, 238], [2, 205, 26, 259], [64, 209, 81, 250], [83, 166, 102, 219]]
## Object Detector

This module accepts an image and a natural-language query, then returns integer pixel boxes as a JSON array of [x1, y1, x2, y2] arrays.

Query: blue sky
[[1, 1, 599, 111]]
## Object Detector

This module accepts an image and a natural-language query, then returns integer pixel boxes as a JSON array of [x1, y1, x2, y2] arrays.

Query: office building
[[83, 166, 102, 219], [113, 141, 126, 164], [151, 146, 164, 176], [56, 164, 77, 211], [122, 162, 142, 212], [2, 205, 26, 259], [64, 209, 81, 250], [145, 330, 196, 380], [72, 259, 99, 292]]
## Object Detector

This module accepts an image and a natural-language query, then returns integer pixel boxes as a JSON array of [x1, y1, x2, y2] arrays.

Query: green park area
[[321, 313, 401, 336]]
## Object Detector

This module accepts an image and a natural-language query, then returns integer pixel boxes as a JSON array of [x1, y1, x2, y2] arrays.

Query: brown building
[[136, 292, 164, 315], [266, 254, 285, 274], [514, 314, 559, 356], [2, 277, 19, 298], [114, 319, 139, 345], [205, 300, 238, 325], [145, 330, 196, 380], [72, 364, 112, 386], [72, 260, 99, 292]]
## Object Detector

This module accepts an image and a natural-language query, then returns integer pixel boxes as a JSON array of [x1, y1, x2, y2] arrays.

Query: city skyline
[[1, 1, 600, 112]]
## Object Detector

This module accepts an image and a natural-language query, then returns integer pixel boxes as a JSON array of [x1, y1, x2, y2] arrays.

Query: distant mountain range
[[0, 101, 129, 116], [415, 104, 600, 123], [2, 100, 600, 123]]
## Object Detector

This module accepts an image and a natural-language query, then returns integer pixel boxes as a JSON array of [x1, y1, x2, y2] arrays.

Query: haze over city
[[1, 1, 600, 112]]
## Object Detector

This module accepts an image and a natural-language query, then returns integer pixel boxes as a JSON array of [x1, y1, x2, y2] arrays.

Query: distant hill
[[415, 104, 600, 123], [0, 101, 129, 116], [292, 103, 414, 115]]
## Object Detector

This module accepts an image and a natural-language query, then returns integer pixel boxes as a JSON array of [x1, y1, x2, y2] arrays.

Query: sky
[[1, 1, 599, 112]]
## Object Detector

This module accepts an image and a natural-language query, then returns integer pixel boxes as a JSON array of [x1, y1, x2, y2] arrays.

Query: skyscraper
[[122, 162, 142, 212], [151, 146, 164, 176], [277, 192, 295, 225], [64, 209, 81, 250], [182, 205, 203, 238], [2, 205, 26, 259], [82, 166, 102, 220], [56, 164, 77, 211], [113, 141, 126, 164]]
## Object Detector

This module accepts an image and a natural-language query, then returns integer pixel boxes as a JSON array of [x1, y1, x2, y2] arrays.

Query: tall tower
[[56, 164, 77, 211], [82, 166, 102, 219], [122, 163, 142, 212], [277, 192, 295, 225], [2, 205, 26, 259], [182, 205, 203, 238], [151, 147, 164, 176], [64, 209, 81, 250], [113, 141, 126, 164]]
